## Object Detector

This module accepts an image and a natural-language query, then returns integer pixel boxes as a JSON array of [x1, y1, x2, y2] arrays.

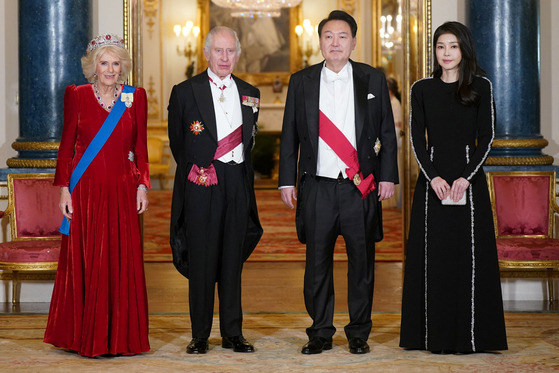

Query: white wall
[[0, 0, 19, 166], [540, 0, 559, 162], [93, 0, 123, 36]]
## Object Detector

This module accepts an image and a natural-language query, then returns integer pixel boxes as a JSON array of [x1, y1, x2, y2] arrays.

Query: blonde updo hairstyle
[[81, 45, 132, 84]]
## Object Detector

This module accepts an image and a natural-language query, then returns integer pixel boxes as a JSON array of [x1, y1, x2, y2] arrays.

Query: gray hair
[[203, 26, 242, 55]]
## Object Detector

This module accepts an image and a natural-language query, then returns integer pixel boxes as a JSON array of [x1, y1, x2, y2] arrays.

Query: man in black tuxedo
[[168, 26, 262, 355], [279, 10, 398, 355]]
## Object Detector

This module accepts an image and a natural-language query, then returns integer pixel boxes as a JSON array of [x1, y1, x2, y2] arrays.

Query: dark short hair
[[318, 10, 357, 38]]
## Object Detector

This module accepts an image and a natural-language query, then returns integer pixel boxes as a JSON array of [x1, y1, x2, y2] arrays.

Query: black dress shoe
[[301, 337, 333, 354], [222, 335, 255, 352], [348, 338, 370, 354], [186, 338, 209, 354]]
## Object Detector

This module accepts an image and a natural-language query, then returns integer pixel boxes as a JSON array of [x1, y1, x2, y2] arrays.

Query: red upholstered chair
[[0, 173, 62, 304], [487, 171, 559, 303]]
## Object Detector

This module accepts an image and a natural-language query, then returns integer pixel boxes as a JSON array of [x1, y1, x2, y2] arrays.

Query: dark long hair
[[387, 77, 401, 102], [432, 21, 485, 106]]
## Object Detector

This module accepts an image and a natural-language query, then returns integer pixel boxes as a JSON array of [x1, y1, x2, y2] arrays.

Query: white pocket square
[[252, 107, 258, 113], [367, 93, 375, 100]]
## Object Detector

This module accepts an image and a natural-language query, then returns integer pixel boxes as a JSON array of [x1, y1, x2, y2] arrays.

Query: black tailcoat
[[278, 60, 399, 242], [168, 71, 263, 278]]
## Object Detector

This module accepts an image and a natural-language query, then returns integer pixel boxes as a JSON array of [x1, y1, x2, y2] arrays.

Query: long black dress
[[399, 76, 508, 353]]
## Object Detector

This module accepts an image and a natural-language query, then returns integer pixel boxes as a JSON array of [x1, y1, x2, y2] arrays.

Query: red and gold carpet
[[143, 190, 402, 263]]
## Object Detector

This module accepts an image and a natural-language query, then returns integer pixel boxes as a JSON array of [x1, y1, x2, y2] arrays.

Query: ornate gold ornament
[[6, 158, 57, 168], [492, 138, 549, 148], [485, 155, 555, 166], [339, 0, 357, 15], [11, 141, 60, 151]]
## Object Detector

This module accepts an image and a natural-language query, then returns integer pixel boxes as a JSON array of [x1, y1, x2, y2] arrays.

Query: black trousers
[[184, 161, 249, 339], [301, 175, 378, 340]]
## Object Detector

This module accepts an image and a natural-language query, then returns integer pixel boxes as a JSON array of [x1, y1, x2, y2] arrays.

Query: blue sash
[[59, 85, 136, 235]]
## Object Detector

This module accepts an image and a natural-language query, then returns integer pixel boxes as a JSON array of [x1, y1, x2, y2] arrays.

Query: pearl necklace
[[93, 82, 119, 111]]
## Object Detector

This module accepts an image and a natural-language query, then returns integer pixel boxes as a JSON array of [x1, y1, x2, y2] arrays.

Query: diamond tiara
[[86, 34, 126, 54]]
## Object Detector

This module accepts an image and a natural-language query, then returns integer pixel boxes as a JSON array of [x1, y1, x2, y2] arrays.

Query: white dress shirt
[[207, 68, 244, 164], [317, 61, 356, 178]]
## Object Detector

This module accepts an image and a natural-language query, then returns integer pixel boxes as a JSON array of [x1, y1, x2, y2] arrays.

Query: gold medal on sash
[[353, 173, 361, 186], [197, 168, 208, 185]]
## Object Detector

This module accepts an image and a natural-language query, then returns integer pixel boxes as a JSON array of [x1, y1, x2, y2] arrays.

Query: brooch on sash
[[374, 138, 382, 155], [353, 173, 361, 186], [190, 121, 204, 135], [197, 167, 209, 185], [242, 95, 260, 113], [121, 92, 134, 108], [188, 164, 218, 187]]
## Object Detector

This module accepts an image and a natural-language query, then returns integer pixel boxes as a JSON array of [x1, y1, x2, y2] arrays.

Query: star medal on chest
[[121, 92, 134, 108], [374, 138, 382, 155], [190, 120, 204, 135]]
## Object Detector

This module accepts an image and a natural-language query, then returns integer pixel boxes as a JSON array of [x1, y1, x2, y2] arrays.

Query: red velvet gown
[[44, 84, 151, 357]]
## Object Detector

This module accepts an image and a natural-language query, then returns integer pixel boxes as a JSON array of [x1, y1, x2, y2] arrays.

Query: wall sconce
[[295, 19, 319, 68], [174, 21, 200, 79]]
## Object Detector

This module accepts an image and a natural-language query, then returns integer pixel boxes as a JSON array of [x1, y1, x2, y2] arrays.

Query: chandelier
[[379, 8, 402, 50], [211, 0, 302, 18]]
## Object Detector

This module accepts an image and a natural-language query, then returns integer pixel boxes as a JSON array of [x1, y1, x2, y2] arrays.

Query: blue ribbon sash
[[59, 85, 136, 235]]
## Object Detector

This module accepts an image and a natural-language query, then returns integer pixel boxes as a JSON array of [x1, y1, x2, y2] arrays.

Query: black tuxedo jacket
[[278, 60, 399, 241], [167, 71, 263, 278]]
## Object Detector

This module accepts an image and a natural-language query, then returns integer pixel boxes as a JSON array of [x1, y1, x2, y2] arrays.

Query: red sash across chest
[[187, 125, 242, 186], [319, 110, 376, 199]]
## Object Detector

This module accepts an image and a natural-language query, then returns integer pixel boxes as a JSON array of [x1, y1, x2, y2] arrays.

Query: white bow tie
[[324, 69, 349, 83]]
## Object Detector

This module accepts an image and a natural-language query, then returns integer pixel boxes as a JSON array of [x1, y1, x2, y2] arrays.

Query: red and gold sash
[[187, 125, 243, 187], [319, 110, 376, 199]]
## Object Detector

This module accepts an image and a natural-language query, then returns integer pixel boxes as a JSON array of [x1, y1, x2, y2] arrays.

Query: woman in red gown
[[44, 34, 150, 357]]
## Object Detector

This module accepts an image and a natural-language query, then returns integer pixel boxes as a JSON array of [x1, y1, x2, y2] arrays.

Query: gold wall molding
[[147, 75, 160, 119], [492, 138, 549, 148], [6, 158, 57, 168], [11, 142, 60, 151], [485, 155, 555, 166], [339, 0, 357, 15], [143, 0, 159, 39]]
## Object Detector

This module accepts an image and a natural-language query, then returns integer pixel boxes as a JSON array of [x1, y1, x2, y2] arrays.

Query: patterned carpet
[[143, 190, 403, 262], [2, 313, 558, 372]]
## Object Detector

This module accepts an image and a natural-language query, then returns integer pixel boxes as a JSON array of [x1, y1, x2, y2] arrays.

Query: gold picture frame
[[197, 0, 301, 86]]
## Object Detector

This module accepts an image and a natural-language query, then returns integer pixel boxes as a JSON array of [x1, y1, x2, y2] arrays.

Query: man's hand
[[378, 181, 395, 201], [280, 187, 297, 209]]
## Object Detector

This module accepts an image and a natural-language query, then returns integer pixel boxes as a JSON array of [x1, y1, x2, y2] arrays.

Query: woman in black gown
[[399, 21, 507, 354]]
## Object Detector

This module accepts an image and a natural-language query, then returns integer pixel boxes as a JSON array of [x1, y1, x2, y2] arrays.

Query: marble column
[[3, 0, 91, 176], [466, 0, 554, 167]]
